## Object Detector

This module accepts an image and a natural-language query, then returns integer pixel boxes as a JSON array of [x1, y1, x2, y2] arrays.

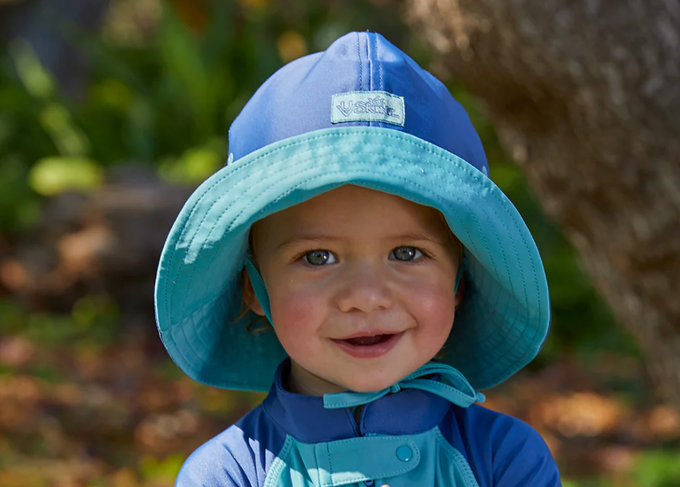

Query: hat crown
[[228, 31, 488, 173]]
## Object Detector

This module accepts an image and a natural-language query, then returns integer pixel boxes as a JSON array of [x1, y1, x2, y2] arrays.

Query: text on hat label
[[331, 91, 405, 127]]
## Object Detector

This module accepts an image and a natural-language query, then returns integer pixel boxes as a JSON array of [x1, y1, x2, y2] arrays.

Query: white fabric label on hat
[[331, 91, 405, 127]]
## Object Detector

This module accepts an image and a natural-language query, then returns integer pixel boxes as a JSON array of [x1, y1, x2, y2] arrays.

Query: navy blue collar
[[262, 360, 451, 443]]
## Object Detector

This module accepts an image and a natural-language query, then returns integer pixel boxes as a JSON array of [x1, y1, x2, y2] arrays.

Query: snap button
[[396, 445, 413, 462]]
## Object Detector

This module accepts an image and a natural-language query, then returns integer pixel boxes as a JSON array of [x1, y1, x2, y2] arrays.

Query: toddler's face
[[246, 185, 462, 395]]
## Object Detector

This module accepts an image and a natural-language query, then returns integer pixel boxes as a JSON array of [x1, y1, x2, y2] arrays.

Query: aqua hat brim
[[154, 126, 550, 392]]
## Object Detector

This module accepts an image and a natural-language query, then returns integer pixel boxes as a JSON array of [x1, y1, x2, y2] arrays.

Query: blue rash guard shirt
[[176, 361, 561, 487]]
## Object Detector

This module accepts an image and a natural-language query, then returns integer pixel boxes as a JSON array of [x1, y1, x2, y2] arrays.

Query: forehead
[[253, 185, 452, 241]]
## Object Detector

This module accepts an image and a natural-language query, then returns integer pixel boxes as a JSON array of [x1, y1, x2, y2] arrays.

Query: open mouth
[[344, 334, 393, 346], [332, 331, 404, 358]]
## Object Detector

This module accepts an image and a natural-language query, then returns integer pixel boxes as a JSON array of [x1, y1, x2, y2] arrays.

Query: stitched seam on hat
[[365, 33, 370, 91], [377, 34, 383, 90], [464, 284, 540, 387], [356, 32, 362, 91], [461, 295, 521, 379], [466, 253, 542, 383], [184, 307, 211, 363]]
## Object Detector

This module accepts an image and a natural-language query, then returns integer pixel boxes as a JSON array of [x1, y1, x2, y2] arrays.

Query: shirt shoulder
[[439, 404, 562, 487], [176, 404, 287, 487]]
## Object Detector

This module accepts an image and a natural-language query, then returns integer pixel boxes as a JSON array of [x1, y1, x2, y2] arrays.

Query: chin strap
[[244, 254, 479, 410], [322, 362, 485, 409], [244, 254, 273, 323]]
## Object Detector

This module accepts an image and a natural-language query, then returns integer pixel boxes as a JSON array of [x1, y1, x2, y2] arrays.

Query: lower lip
[[331, 332, 405, 359]]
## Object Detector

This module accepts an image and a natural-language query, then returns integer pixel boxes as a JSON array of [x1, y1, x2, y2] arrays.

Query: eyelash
[[293, 247, 431, 267]]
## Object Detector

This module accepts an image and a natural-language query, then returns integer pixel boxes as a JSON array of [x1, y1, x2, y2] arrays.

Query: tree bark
[[406, 0, 680, 409]]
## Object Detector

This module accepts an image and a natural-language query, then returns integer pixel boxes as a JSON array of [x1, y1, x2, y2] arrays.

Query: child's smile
[[331, 329, 405, 359], [245, 184, 463, 396]]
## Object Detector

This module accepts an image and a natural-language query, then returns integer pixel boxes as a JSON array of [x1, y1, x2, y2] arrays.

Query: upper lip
[[333, 330, 404, 340]]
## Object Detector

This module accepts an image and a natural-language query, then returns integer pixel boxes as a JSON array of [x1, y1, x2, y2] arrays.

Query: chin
[[341, 374, 402, 393]]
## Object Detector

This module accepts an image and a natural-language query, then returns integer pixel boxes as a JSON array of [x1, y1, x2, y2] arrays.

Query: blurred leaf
[[632, 450, 680, 487], [90, 78, 135, 112], [29, 156, 103, 196], [489, 162, 522, 192], [158, 138, 226, 184], [139, 454, 184, 483], [158, 4, 213, 135], [8, 38, 55, 100], [38, 103, 90, 157], [0, 299, 27, 335], [0, 113, 13, 148], [0, 154, 40, 232]]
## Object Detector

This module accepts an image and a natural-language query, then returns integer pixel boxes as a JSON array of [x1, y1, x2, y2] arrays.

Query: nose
[[334, 263, 393, 313]]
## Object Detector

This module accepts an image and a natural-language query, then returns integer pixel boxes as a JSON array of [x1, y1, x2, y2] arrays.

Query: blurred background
[[0, 0, 679, 486]]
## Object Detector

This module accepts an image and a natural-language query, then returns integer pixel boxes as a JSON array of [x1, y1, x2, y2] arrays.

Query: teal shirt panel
[[266, 428, 478, 487]]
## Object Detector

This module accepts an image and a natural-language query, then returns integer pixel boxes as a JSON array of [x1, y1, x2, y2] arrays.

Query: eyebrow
[[276, 232, 445, 251]]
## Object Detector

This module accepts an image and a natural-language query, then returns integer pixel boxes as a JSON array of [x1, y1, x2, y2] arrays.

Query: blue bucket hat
[[154, 31, 551, 393]]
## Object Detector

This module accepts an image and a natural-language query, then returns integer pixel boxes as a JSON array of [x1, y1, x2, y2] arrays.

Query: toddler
[[155, 31, 561, 487]]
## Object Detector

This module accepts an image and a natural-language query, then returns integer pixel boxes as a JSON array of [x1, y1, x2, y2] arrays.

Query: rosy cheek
[[271, 286, 323, 339], [410, 282, 455, 333]]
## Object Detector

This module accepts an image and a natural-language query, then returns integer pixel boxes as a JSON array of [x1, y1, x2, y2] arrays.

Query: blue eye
[[304, 250, 337, 266], [392, 247, 422, 261]]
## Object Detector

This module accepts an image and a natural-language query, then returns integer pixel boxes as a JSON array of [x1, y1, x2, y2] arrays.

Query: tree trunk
[[406, 0, 680, 409]]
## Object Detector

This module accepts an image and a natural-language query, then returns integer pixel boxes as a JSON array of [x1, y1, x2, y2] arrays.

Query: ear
[[242, 269, 266, 316], [454, 273, 466, 311]]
